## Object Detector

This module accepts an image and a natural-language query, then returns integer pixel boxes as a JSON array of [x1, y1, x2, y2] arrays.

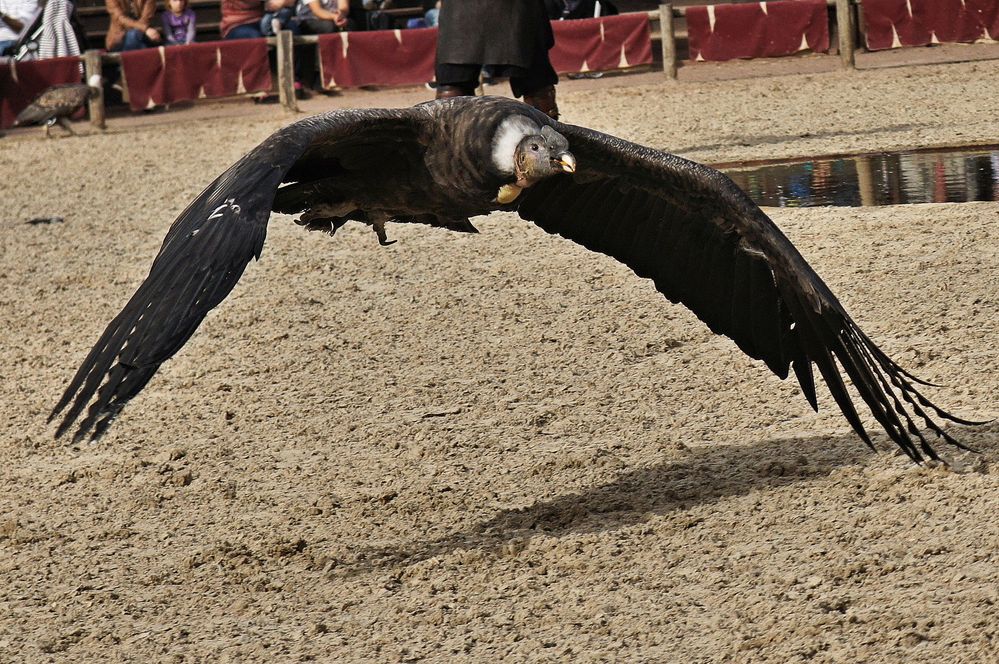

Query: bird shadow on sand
[[328, 422, 997, 578]]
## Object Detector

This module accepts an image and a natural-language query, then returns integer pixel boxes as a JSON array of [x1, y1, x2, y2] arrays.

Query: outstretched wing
[[52, 107, 429, 441], [516, 123, 978, 461]]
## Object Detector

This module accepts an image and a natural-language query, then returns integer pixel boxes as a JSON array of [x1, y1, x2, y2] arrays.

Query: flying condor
[[51, 96, 981, 460]]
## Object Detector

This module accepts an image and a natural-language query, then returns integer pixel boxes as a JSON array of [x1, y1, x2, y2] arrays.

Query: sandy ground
[[2, 59, 999, 663]]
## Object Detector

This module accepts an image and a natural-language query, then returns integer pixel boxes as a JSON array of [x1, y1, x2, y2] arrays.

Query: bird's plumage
[[15, 83, 93, 127], [51, 96, 979, 460]]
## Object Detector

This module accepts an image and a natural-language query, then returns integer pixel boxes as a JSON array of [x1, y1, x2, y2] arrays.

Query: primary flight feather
[[51, 96, 979, 460]]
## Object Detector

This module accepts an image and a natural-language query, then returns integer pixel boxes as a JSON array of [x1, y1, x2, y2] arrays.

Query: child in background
[[162, 0, 195, 45]]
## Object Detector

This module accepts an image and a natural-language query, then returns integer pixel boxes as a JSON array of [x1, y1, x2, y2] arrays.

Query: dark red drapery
[[549, 13, 653, 73], [318, 27, 438, 89], [686, 0, 830, 62], [120, 39, 272, 111], [863, 0, 999, 51]]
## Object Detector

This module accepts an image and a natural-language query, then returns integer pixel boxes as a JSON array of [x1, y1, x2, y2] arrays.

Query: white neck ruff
[[491, 115, 540, 175]]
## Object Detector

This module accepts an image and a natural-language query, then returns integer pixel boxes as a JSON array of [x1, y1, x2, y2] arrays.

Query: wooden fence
[[76, 0, 970, 129]]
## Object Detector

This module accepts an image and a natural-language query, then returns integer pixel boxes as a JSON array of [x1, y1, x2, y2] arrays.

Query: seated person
[[404, 0, 437, 29], [161, 0, 195, 45], [260, 0, 295, 36], [424, 0, 439, 28], [222, 0, 306, 99], [105, 0, 160, 51], [222, 0, 295, 38], [297, 0, 351, 34], [0, 0, 41, 55]]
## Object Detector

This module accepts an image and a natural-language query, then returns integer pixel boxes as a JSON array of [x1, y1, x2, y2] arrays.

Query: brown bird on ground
[[15, 82, 97, 138]]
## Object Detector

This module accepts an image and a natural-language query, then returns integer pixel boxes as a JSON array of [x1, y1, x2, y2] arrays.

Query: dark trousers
[[435, 59, 557, 99], [299, 17, 355, 33], [111, 28, 157, 51]]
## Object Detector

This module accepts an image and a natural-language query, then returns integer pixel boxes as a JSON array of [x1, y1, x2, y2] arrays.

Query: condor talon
[[373, 218, 395, 246]]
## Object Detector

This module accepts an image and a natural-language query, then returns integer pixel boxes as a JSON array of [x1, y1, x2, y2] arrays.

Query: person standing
[[105, 0, 160, 51], [434, 0, 560, 120]]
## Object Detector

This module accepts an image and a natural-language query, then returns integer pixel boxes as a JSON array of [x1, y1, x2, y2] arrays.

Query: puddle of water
[[717, 145, 999, 207]]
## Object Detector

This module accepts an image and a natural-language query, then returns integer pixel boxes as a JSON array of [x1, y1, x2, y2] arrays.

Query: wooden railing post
[[659, 3, 677, 79], [835, 0, 856, 69], [276, 29, 298, 112], [82, 50, 106, 129]]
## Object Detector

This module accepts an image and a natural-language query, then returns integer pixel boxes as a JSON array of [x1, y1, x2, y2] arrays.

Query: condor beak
[[556, 152, 576, 173]]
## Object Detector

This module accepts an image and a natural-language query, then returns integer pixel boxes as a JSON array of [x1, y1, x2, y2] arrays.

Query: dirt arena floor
[[2, 58, 999, 662]]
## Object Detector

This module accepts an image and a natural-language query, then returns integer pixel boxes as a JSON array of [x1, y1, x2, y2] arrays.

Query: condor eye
[[530, 144, 540, 151]]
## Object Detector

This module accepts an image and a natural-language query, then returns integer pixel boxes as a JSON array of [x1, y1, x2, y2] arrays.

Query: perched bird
[[15, 79, 98, 138], [51, 96, 980, 460]]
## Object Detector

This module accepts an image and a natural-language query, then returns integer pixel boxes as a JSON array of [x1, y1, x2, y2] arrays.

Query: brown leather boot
[[435, 84, 474, 99], [523, 85, 559, 120]]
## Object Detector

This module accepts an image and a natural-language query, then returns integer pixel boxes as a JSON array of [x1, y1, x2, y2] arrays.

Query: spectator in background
[[424, 0, 439, 28], [297, 0, 351, 34], [222, 0, 307, 99], [0, 0, 40, 55], [221, 0, 295, 39], [162, 0, 196, 45], [359, 0, 392, 30], [295, 0, 349, 93], [106, 0, 160, 50], [260, 0, 295, 37]]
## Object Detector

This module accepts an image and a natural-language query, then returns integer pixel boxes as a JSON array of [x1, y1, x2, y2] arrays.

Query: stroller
[[4, 7, 42, 60]]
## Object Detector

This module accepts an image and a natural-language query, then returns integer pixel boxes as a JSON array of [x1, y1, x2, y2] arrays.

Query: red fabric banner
[[319, 28, 438, 89], [549, 13, 653, 73], [863, 0, 999, 51], [318, 15, 653, 89], [0, 57, 82, 129], [686, 0, 830, 62], [120, 39, 272, 111]]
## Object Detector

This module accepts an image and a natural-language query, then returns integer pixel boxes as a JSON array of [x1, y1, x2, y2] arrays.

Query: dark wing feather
[[517, 123, 978, 461], [14, 102, 50, 126], [51, 108, 429, 441]]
